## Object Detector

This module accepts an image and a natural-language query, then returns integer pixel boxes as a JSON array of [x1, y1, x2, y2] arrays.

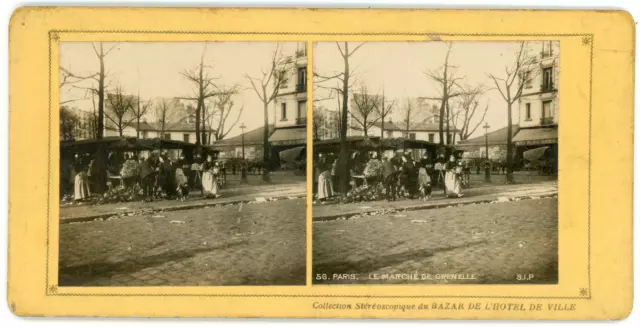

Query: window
[[409, 133, 416, 140], [447, 133, 452, 144], [525, 103, 531, 120], [542, 41, 553, 58], [183, 133, 190, 142], [542, 100, 553, 118], [296, 101, 307, 124], [541, 100, 554, 125], [280, 103, 287, 120], [298, 101, 307, 118], [279, 70, 288, 89], [522, 70, 532, 89], [428, 133, 435, 142], [142, 131, 148, 139], [386, 131, 393, 138], [297, 67, 306, 92], [542, 67, 553, 91], [164, 133, 171, 140]]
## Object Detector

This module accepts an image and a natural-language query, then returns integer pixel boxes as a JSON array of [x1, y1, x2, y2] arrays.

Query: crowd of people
[[61, 150, 234, 203], [313, 149, 470, 203]]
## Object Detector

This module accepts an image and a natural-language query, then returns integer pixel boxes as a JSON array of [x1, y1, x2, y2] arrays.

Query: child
[[418, 167, 432, 200]]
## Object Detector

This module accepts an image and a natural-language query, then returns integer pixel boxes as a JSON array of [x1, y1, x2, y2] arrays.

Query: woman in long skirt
[[444, 155, 463, 198], [317, 169, 334, 202], [201, 156, 220, 198], [74, 160, 91, 202]]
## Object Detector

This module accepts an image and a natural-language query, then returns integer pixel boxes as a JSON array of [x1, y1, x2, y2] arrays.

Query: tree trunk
[[136, 117, 140, 138], [338, 44, 350, 194], [262, 102, 271, 182], [446, 101, 450, 145], [195, 99, 201, 147], [438, 99, 445, 145], [506, 102, 514, 183], [201, 108, 206, 145], [93, 43, 108, 194], [380, 120, 384, 139]]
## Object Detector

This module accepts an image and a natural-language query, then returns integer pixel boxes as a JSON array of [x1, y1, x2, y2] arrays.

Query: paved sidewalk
[[312, 181, 557, 221], [60, 182, 305, 223]]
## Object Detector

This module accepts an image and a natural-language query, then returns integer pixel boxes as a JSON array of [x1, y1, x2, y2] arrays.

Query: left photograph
[[58, 42, 308, 286]]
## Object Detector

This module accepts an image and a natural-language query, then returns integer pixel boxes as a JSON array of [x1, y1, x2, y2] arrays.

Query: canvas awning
[[513, 128, 558, 146], [523, 146, 549, 162], [268, 127, 307, 146], [279, 146, 306, 162]]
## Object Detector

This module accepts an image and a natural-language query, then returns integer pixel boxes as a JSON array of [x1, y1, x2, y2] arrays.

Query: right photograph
[[311, 41, 559, 285]]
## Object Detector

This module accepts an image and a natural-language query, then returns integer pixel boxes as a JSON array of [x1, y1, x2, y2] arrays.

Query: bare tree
[[105, 85, 137, 137], [87, 92, 100, 139], [312, 105, 327, 140], [59, 67, 98, 105], [62, 42, 118, 193], [180, 42, 223, 148], [350, 83, 381, 137], [131, 91, 151, 138], [155, 98, 179, 138], [424, 42, 464, 145], [209, 86, 243, 141], [398, 98, 415, 138], [452, 85, 489, 141], [313, 42, 364, 192], [374, 87, 395, 139], [488, 41, 538, 183], [245, 43, 293, 182], [60, 106, 80, 141]]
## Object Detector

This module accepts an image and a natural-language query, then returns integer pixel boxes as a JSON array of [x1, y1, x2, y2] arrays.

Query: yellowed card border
[[8, 8, 633, 319]]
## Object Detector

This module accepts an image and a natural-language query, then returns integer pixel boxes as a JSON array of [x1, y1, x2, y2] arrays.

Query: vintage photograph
[[312, 41, 559, 284], [58, 42, 308, 286]]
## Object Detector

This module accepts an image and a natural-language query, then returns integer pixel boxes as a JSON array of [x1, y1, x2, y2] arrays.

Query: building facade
[[517, 41, 560, 130], [269, 42, 308, 148], [513, 41, 559, 173]]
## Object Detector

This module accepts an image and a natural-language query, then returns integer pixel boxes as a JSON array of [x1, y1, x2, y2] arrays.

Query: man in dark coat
[[382, 156, 397, 201], [139, 154, 157, 201], [160, 151, 174, 198]]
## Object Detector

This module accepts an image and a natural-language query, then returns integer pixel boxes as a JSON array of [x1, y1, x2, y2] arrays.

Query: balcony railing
[[296, 116, 307, 125], [541, 83, 554, 92], [296, 83, 306, 93], [540, 117, 555, 126]]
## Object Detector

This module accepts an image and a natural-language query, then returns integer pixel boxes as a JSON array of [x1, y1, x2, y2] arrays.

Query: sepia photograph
[[312, 41, 559, 284], [58, 41, 308, 286]]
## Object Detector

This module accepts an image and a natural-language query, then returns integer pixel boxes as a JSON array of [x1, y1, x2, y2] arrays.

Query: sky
[[313, 41, 551, 139], [59, 42, 302, 138]]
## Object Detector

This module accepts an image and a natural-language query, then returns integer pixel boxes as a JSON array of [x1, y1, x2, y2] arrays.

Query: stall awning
[[268, 127, 307, 145], [513, 127, 558, 146], [523, 146, 549, 162], [279, 146, 306, 162]]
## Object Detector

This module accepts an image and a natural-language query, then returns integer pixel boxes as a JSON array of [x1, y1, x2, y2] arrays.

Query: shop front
[[512, 127, 558, 175]]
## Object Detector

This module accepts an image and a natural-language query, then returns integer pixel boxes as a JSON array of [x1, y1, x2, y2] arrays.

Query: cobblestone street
[[313, 198, 557, 285], [59, 199, 306, 286]]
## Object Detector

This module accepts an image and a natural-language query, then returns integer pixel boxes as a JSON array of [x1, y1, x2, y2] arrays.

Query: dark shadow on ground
[[59, 240, 248, 286], [312, 240, 488, 283]]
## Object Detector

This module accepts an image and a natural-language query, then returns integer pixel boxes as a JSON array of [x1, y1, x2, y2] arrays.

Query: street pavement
[[60, 173, 306, 221], [313, 197, 558, 285], [313, 181, 558, 220], [59, 198, 306, 286]]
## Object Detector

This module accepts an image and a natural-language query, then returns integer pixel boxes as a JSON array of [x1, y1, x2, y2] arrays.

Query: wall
[[518, 41, 560, 128], [274, 50, 307, 129]]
